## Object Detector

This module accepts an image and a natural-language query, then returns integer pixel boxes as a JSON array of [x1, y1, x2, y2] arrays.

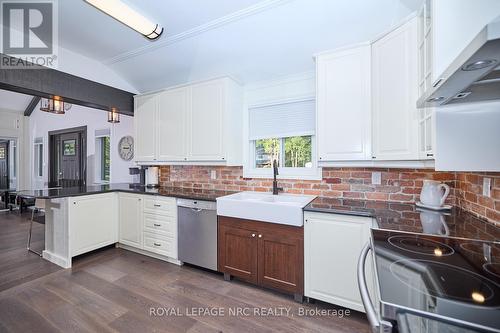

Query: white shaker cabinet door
[[134, 94, 158, 162], [158, 87, 189, 161], [317, 44, 372, 161], [188, 80, 225, 161], [372, 17, 419, 160], [118, 193, 143, 249], [69, 193, 118, 257], [304, 212, 374, 312]]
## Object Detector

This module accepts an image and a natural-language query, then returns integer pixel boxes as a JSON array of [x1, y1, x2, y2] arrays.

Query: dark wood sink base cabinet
[[218, 216, 304, 302]]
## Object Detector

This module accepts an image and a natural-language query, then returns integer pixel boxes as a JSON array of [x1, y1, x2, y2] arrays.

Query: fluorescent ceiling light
[[84, 0, 163, 40]]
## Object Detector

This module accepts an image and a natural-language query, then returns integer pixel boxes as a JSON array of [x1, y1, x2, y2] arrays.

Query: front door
[[0, 141, 9, 189], [49, 127, 86, 188]]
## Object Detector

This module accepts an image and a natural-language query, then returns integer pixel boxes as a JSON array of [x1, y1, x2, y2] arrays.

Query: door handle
[[191, 208, 202, 212]]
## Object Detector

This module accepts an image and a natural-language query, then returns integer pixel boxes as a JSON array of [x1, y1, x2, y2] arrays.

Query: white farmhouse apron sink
[[216, 191, 316, 227]]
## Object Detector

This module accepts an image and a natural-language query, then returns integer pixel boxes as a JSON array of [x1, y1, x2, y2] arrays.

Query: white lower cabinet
[[143, 232, 177, 258], [118, 194, 178, 261], [118, 193, 143, 248], [69, 193, 118, 257], [304, 212, 375, 312]]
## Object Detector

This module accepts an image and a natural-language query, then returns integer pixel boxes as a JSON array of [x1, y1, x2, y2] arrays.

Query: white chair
[[27, 198, 46, 256]]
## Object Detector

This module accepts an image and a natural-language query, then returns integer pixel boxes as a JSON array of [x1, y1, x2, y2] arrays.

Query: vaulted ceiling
[[59, 0, 422, 92], [0, 0, 422, 114]]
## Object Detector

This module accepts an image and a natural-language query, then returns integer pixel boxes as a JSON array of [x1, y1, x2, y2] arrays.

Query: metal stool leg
[[27, 208, 42, 257]]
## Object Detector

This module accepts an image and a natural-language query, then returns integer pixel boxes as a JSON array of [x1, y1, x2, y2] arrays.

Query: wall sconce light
[[40, 96, 72, 114], [108, 108, 120, 123]]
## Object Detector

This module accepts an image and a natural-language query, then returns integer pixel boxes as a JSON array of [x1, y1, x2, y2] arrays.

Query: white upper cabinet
[[372, 17, 419, 160], [158, 87, 189, 161], [189, 80, 225, 161], [316, 44, 372, 161], [134, 94, 158, 162], [134, 77, 243, 165]]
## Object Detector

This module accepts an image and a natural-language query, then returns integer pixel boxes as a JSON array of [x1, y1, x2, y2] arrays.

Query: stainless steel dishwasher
[[177, 198, 218, 271]]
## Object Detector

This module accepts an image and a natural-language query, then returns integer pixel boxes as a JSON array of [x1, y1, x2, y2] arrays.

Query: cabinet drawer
[[143, 232, 176, 258], [143, 197, 176, 215], [143, 213, 176, 237]]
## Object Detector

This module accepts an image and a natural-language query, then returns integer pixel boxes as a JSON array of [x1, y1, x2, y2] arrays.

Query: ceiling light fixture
[[108, 107, 120, 123], [84, 0, 163, 40], [40, 96, 72, 114]]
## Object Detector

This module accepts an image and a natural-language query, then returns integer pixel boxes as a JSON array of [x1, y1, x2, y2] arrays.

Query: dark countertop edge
[[19, 188, 235, 202], [303, 206, 375, 218]]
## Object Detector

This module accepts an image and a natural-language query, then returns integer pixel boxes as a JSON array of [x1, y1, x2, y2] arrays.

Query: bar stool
[[27, 198, 45, 256]]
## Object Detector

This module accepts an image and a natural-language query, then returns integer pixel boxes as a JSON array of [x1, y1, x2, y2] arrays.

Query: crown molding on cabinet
[[104, 0, 294, 65]]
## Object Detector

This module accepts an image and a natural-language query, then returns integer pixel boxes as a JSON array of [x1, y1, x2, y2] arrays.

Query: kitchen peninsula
[[18, 184, 234, 268]]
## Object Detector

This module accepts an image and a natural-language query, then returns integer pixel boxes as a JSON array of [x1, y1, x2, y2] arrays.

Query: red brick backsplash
[[456, 172, 500, 225], [159, 166, 455, 202], [158, 166, 500, 225]]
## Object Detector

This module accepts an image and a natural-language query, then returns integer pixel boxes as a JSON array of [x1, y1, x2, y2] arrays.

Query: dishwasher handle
[[177, 198, 216, 211], [358, 243, 393, 333]]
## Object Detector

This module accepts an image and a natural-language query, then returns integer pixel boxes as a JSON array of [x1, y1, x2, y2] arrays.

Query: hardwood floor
[[0, 212, 370, 333]]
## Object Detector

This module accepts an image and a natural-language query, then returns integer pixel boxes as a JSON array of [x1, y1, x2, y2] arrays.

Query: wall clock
[[118, 136, 134, 161]]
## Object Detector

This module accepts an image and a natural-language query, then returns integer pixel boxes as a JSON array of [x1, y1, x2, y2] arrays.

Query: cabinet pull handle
[[154, 224, 161, 227], [371, 156, 376, 159], [258, 234, 262, 238], [154, 243, 161, 247], [426, 153, 434, 157], [251, 233, 256, 237], [154, 204, 161, 207]]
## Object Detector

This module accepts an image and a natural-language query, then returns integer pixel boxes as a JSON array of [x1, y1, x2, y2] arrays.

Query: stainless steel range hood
[[417, 16, 500, 108]]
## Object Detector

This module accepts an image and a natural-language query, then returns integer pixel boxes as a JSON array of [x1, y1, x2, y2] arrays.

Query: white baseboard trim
[[43, 250, 71, 268], [117, 243, 183, 266]]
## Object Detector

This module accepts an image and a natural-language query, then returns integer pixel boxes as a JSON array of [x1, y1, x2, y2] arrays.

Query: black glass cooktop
[[372, 229, 500, 333]]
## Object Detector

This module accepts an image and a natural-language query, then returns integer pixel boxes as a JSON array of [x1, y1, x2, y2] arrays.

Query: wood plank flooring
[[0, 212, 370, 333]]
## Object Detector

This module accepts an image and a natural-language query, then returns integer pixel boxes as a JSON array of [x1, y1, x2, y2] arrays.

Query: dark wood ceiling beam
[[0, 53, 135, 116], [24, 96, 41, 117]]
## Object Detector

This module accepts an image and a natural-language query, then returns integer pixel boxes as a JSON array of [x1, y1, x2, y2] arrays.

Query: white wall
[[29, 105, 135, 188], [58, 46, 138, 93], [0, 111, 30, 190], [433, 0, 500, 79]]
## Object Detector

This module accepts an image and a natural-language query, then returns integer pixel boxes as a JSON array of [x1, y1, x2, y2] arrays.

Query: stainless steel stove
[[358, 229, 500, 333]]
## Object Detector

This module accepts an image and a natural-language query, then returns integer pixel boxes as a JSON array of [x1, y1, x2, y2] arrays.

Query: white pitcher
[[420, 180, 450, 207]]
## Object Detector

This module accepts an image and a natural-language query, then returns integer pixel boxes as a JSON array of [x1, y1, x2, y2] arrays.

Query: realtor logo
[[0, 0, 58, 68]]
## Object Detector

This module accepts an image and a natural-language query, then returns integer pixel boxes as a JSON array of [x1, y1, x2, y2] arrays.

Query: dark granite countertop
[[304, 197, 500, 243], [16, 183, 236, 202]]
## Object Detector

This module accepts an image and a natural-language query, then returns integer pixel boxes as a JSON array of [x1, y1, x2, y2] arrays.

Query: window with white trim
[[246, 99, 320, 179], [33, 138, 43, 179], [95, 129, 111, 183]]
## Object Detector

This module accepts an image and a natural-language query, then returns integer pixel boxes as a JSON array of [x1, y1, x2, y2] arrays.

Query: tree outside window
[[255, 136, 312, 169]]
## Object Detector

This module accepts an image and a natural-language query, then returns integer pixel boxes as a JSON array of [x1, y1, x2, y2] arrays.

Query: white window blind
[[248, 99, 315, 140]]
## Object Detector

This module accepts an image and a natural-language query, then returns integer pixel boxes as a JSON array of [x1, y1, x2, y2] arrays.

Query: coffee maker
[[129, 166, 159, 188], [145, 166, 160, 188]]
